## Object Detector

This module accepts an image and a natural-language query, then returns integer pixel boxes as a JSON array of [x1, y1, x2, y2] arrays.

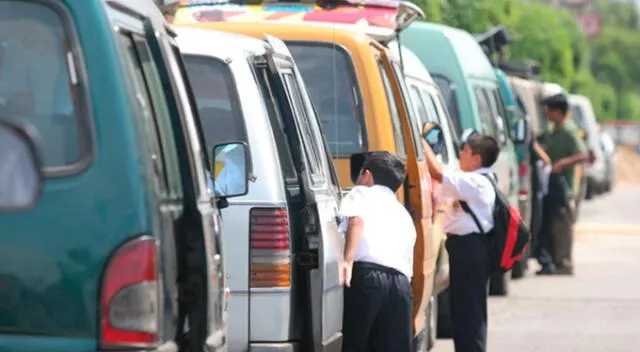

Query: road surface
[[432, 184, 640, 352]]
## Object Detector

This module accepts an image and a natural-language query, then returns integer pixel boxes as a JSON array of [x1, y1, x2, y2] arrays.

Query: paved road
[[432, 184, 640, 352]]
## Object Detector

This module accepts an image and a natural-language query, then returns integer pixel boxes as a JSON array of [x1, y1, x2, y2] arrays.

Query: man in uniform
[[538, 93, 589, 275]]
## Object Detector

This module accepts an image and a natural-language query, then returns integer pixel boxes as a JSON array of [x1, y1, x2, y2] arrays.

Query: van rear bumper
[[250, 333, 342, 352], [250, 342, 299, 352]]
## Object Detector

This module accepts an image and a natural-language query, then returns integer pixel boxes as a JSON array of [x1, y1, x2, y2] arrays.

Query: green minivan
[[402, 22, 519, 296], [0, 1, 239, 351]]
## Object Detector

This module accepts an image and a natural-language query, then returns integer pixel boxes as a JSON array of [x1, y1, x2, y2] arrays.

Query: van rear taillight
[[250, 208, 291, 288], [100, 237, 159, 349], [519, 162, 529, 178]]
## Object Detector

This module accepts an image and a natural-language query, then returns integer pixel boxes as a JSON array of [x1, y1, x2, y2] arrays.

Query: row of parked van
[[0, 0, 608, 351]]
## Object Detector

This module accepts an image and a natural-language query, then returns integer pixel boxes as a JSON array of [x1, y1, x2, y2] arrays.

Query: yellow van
[[173, 3, 440, 348]]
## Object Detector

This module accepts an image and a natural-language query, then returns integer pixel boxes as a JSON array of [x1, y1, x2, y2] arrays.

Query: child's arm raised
[[422, 138, 444, 182]]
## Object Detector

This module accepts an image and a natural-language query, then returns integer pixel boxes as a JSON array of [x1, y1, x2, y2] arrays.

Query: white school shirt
[[442, 167, 496, 236], [339, 185, 417, 279]]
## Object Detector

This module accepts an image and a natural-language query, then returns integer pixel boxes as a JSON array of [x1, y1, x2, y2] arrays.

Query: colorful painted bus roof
[[168, 0, 424, 43]]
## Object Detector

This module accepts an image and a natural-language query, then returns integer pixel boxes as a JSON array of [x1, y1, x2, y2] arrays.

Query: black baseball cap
[[541, 93, 568, 108]]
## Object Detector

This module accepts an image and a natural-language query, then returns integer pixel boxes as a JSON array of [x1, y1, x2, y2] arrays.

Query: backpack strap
[[458, 172, 497, 235], [459, 201, 485, 235]]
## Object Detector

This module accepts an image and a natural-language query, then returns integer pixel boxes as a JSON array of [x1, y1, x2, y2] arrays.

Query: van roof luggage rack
[[163, 0, 424, 44], [473, 24, 513, 67], [498, 59, 542, 80]]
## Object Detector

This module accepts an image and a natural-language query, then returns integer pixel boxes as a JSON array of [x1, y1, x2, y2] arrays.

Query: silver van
[[175, 27, 344, 352]]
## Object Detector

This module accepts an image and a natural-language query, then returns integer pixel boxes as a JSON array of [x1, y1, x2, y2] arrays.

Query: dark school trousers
[[342, 261, 413, 352], [446, 233, 491, 352]]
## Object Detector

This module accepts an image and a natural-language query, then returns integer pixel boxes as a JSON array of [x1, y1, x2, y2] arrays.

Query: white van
[[569, 94, 607, 198], [175, 27, 344, 351], [390, 42, 459, 342]]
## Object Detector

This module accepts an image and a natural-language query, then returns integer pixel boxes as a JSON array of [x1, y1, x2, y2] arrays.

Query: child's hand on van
[[341, 261, 354, 287]]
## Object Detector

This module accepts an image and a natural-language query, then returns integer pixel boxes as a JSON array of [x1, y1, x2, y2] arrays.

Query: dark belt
[[353, 261, 405, 277]]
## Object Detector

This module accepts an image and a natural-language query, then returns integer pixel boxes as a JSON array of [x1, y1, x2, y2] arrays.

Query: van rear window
[[287, 43, 365, 157], [183, 55, 246, 150], [0, 2, 87, 171]]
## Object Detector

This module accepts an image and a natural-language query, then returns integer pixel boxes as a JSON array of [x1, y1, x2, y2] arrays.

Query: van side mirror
[[211, 141, 250, 199], [511, 118, 530, 145], [422, 122, 445, 155], [495, 117, 507, 145], [0, 120, 43, 211]]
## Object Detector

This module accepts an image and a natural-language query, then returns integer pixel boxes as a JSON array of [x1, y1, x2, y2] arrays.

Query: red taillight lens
[[100, 237, 159, 349], [250, 208, 291, 288], [518, 162, 529, 178]]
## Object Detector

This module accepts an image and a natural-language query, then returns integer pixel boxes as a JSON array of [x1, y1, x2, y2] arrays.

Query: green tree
[[508, 2, 574, 88]]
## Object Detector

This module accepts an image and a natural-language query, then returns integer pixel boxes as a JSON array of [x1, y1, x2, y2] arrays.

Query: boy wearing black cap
[[539, 93, 589, 275], [340, 152, 416, 352]]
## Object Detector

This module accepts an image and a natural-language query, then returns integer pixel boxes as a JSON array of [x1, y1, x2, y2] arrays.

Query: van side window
[[0, 1, 90, 173], [183, 55, 247, 151], [423, 92, 450, 164], [254, 65, 297, 182], [474, 88, 498, 136], [377, 60, 406, 158], [288, 43, 365, 157], [410, 86, 431, 123], [487, 89, 509, 144], [118, 32, 169, 194], [128, 34, 183, 196], [432, 74, 461, 136], [282, 72, 325, 182], [391, 62, 424, 161]]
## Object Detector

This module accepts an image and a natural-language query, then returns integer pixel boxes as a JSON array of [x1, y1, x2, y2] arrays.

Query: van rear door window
[[183, 55, 247, 151], [0, 1, 89, 174], [287, 43, 365, 157]]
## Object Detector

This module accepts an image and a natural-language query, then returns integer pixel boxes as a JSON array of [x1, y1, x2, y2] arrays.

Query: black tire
[[436, 289, 453, 338], [489, 271, 509, 296], [427, 295, 437, 350]]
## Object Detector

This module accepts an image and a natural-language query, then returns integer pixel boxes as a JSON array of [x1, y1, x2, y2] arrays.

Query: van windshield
[[183, 55, 246, 150], [287, 43, 365, 157]]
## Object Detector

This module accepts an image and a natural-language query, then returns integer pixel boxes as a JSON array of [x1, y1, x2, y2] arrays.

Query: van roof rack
[[165, 0, 424, 44], [473, 25, 512, 67], [498, 59, 542, 80]]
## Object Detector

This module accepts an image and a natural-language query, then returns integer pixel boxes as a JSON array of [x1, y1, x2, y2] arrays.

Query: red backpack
[[460, 174, 531, 273]]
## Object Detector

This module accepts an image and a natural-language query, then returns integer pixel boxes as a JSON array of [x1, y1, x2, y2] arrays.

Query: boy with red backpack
[[422, 130, 529, 352]]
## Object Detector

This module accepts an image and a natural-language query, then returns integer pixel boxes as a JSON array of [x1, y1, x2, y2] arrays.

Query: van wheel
[[489, 272, 509, 296], [436, 289, 453, 338], [427, 295, 437, 350]]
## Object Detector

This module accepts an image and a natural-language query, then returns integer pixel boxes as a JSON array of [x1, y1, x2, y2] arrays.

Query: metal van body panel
[[176, 26, 343, 350], [192, 21, 435, 339], [0, 0, 209, 350], [391, 44, 452, 300]]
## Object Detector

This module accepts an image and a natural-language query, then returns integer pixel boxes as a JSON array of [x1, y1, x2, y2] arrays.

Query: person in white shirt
[[339, 151, 417, 352], [423, 132, 500, 352]]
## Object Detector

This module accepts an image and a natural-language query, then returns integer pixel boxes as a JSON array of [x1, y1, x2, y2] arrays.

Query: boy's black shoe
[[536, 266, 556, 275]]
